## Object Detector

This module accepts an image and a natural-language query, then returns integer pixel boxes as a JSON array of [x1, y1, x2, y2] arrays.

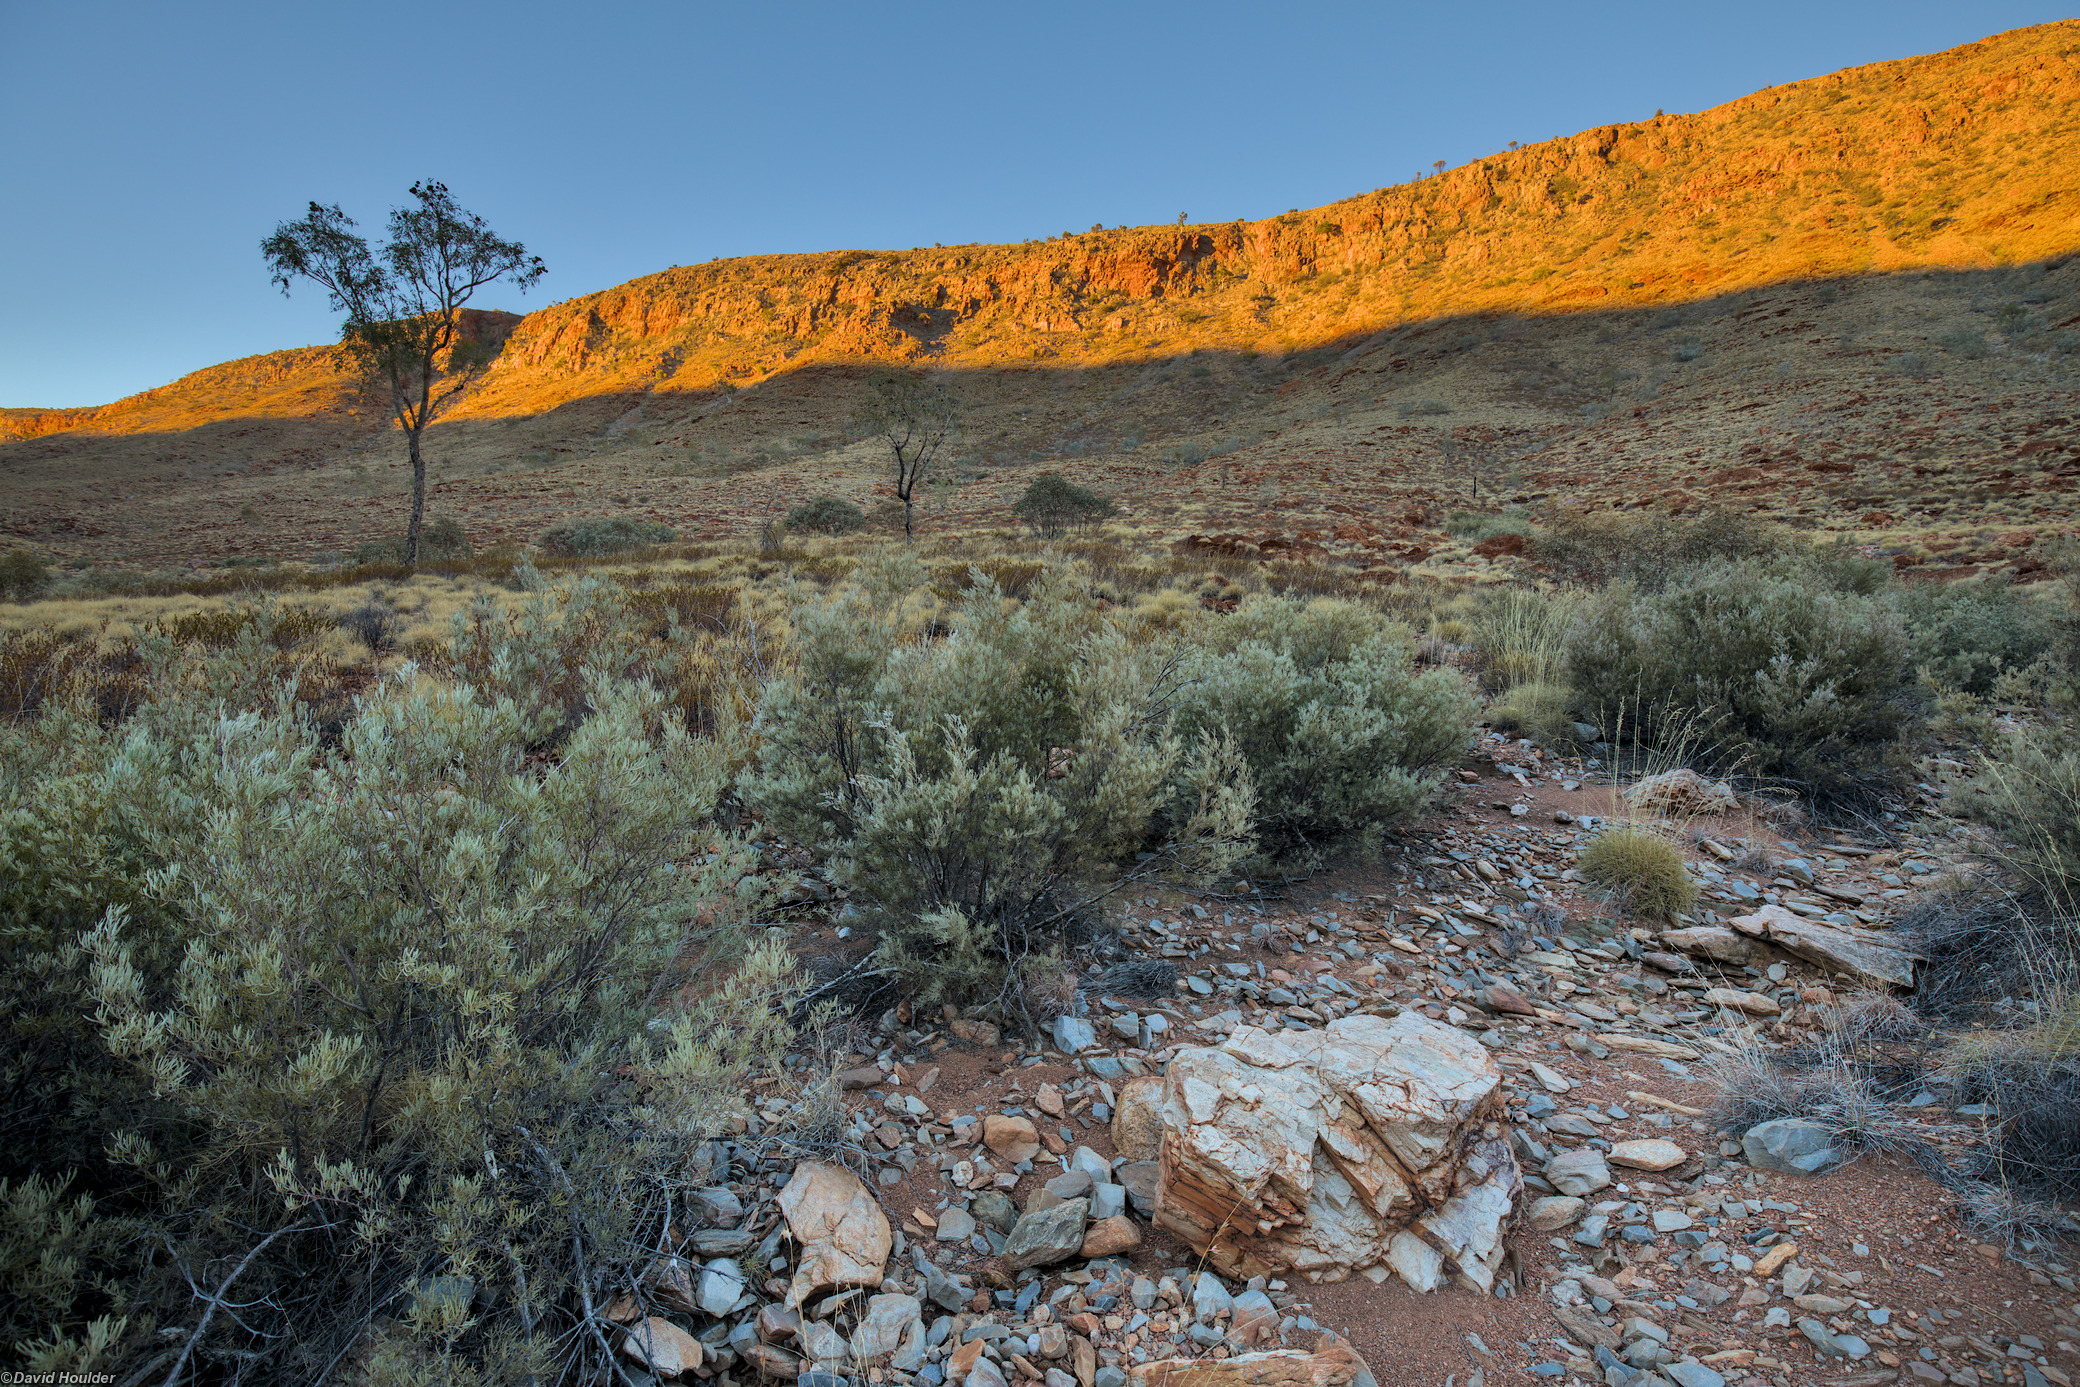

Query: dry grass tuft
[[1577, 822, 1696, 922]]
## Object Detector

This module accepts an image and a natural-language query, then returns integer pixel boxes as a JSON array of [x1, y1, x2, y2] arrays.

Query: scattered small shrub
[[1535, 507, 1795, 589], [158, 604, 332, 650], [1395, 399, 1450, 418], [1897, 880, 2046, 1019], [340, 601, 399, 653], [349, 515, 474, 565], [1938, 328, 1990, 360], [0, 628, 103, 719], [1578, 822, 1696, 921], [785, 495, 866, 534], [0, 548, 49, 601], [1013, 474, 1115, 538], [1443, 509, 1535, 542], [537, 515, 676, 557]]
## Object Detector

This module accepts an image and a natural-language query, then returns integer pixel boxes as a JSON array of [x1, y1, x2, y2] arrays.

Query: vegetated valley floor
[[4, 259, 2077, 585], [796, 733, 2080, 1387]]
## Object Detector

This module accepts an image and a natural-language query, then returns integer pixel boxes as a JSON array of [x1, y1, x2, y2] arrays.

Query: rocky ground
[[643, 733, 2080, 1387]]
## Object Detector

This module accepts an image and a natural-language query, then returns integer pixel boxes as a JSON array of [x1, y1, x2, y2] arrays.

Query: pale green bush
[[741, 568, 1255, 1014], [1567, 560, 1918, 808], [0, 609, 792, 1380], [1168, 595, 1475, 868], [536, 515, 675, 557], [1901, 578, 2059, 698]]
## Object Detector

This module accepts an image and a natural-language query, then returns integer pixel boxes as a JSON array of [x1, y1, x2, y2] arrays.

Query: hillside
[[3, 21, 2078, 570]]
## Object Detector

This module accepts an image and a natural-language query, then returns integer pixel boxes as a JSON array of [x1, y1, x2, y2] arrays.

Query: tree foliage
[[1013, 474, 1114, 538], [263, 182, 544, 566], [849, 370, 957, 541]]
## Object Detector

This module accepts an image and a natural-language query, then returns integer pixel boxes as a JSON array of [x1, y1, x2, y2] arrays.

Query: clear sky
[[2, 1, 2071, 407]]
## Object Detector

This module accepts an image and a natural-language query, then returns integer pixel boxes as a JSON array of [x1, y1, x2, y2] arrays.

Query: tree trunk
[[405, 426, 428, 567]]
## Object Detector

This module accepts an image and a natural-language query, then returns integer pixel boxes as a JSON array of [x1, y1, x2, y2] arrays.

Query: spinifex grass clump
[[1578, 822, 1696, 922]]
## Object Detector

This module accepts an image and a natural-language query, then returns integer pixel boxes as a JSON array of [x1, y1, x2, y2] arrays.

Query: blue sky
[[2, 1, 2071, 407]]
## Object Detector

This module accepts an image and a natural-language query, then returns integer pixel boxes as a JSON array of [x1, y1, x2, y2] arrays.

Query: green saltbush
[[0, 601, 792, 1381], [1443, 509, 1535, 542], [1567, 560, 1919, 808], [536, 515, 676, 557], [1901, 578, 2059, 698], [1168, 595, 1475, 869], [740, 567, 1254, 1015], [784, 495, 866, 534], [0, 547, 50, 601]]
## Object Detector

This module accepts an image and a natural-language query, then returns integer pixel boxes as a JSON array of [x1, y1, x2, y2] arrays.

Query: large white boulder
[[1154, 1013, 1519, 1293]]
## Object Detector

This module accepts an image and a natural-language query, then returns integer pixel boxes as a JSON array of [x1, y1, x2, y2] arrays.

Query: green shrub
[[1901, 579, 2059, 697], [785, 495, 866, 534], [0, 617, 790, 1379], [1167, 595, 1475, 868], [1567, 560, 1919, 808], [1579, 823, 1697, 921], [351, 515, 474, 564], [157, 603, 333, 650], [0, 547, 49, 601], [1443, 510, 1534, 542], [739, 568, 1254, 1015], [537, 515, 676, 557], [1536, 507, 1795, 589], [1013, 474, 1115, 538]]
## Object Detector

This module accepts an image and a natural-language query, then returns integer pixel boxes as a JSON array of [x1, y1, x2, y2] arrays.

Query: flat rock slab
[[1132, 1341, 1378, 1387], [1703, 987, 1780, 1016], [779, 1161, 892, 1308], [1155, 1013, 1518, 1292], [1744, 1118, 1843, 1174], [1608, 1139, 1687, 1171], [1729, 905, 1922, 989], [1661, 926, 1762, 966]]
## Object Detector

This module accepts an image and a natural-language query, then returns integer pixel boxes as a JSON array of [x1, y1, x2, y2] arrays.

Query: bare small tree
[[851, 369, 958, 541], [263, 181, 543, 566]]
